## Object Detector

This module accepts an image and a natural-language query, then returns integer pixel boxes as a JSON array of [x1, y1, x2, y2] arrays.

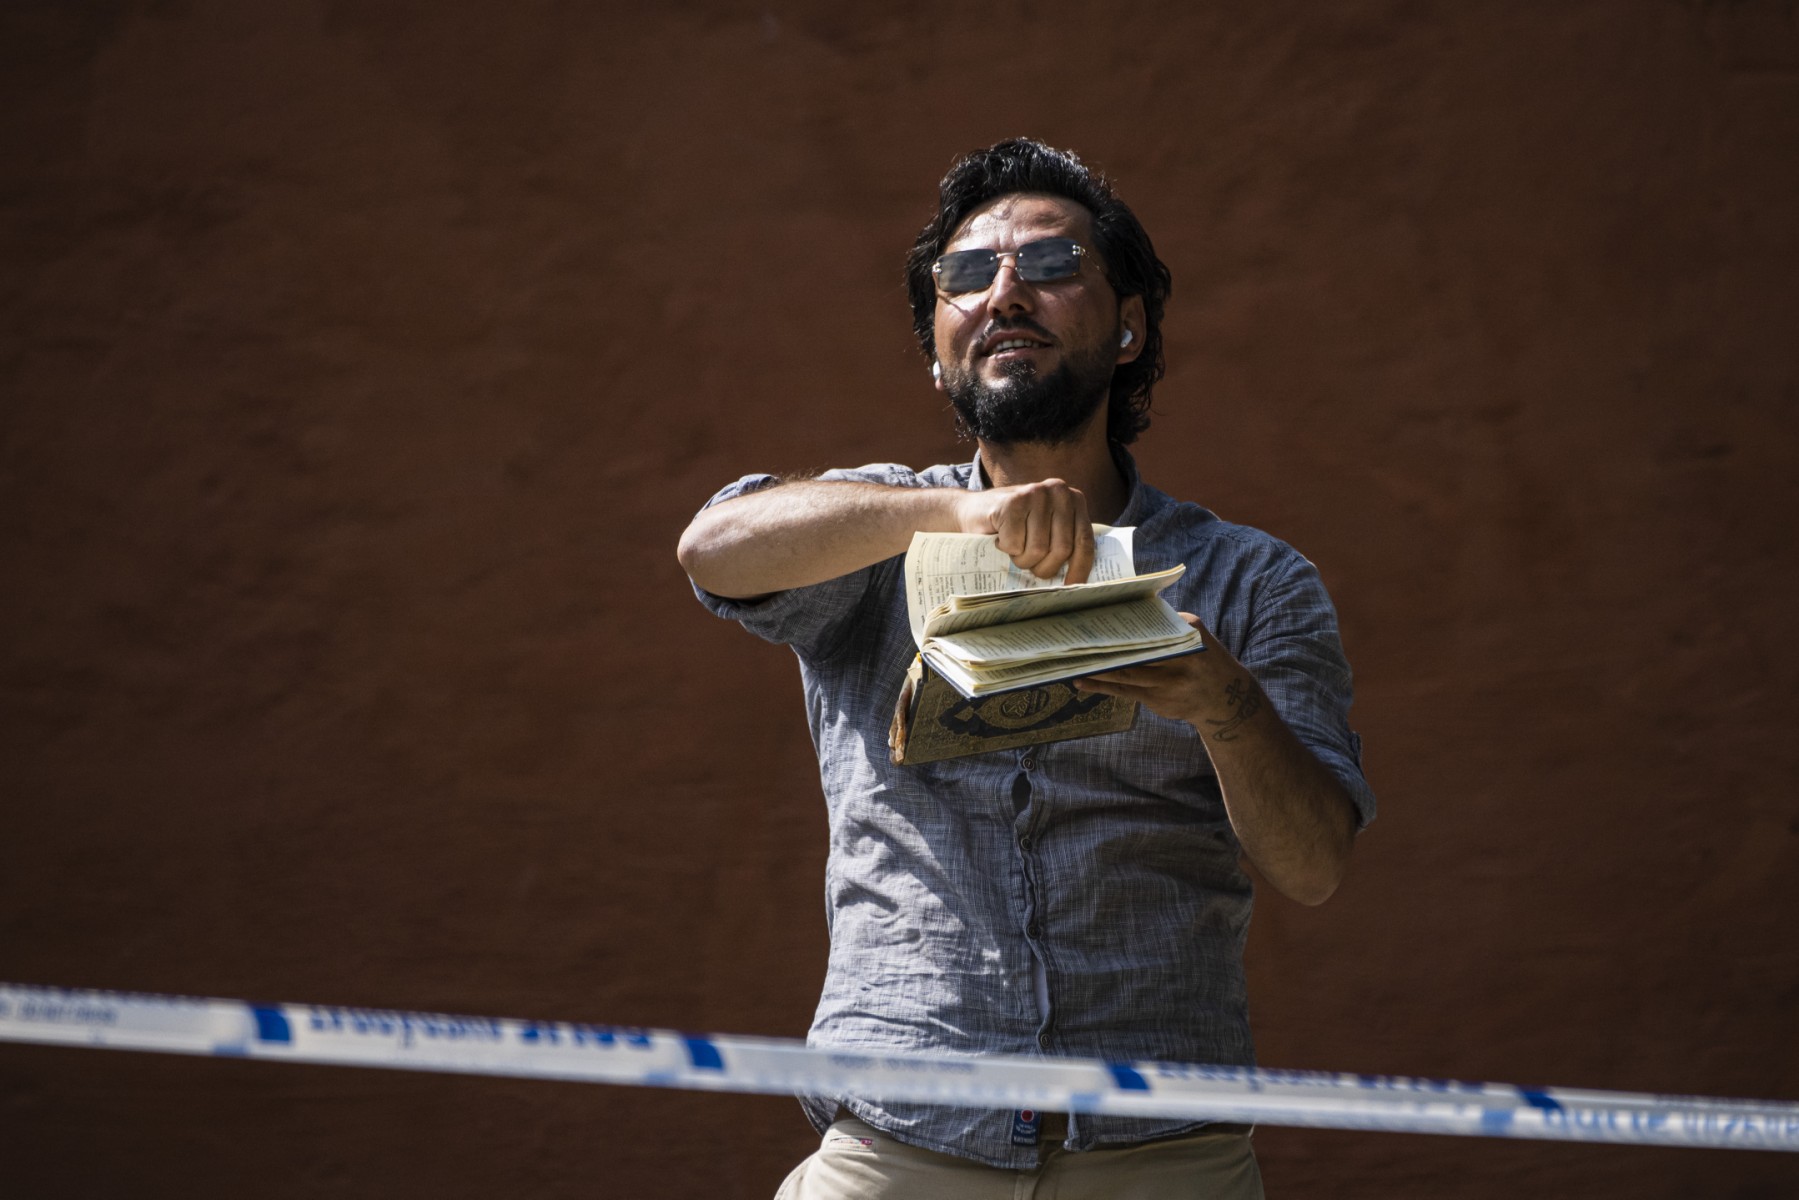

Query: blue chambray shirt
[[691, 451, 1374, 1169]]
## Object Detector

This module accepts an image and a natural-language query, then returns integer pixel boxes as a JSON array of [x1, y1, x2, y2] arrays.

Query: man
[[678, 139, 1374, 1198]]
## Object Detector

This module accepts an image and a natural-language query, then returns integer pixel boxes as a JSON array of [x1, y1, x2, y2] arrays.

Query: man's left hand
[[1078, 611, 1358, 906], [1075, 613, 1266, 741]]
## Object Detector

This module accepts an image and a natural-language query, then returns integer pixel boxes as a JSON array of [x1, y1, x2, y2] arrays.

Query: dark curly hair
[[905, 139, 1173, 445]]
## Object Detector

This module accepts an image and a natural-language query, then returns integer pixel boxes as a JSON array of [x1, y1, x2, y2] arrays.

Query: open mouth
[[980, 334, 1052, 359]]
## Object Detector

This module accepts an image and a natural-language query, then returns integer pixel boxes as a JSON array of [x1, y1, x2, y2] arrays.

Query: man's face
[[931, 193, 1143, 446]]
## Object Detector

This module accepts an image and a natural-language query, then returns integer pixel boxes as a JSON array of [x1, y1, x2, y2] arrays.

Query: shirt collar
[[1110, 443, 1155, 526]]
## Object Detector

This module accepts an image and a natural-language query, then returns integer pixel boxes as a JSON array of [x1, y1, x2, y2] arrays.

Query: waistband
[[1038, 1112, 1255, 1145], [833, 1108, 1253, 1155]]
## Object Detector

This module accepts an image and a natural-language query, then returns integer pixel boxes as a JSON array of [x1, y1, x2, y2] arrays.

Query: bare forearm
[[681, 474, 1103, 598], [677, 481, 964, 599], [1194, 682, 1358, 905]]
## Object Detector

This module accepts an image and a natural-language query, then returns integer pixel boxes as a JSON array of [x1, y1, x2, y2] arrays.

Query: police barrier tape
[[3, 983, 1796, 1152]]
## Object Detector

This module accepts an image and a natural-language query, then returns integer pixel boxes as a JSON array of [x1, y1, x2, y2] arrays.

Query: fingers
[[1074, 666, 1185, 723], [1074, 673, 1171, 718], [987, 479, 1088, 580], [1024, 484, 1078, 579], [1078, 651, 1207, 694], [1066, 513, 1096, 585], [1076, 668, 1147, 691]]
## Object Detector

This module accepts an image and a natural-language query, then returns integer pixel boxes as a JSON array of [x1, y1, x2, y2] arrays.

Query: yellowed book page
[[927, 596, 1199, 667], [904, 527, 1134, 644], [923, 637, 1203, 697], [924, 565, 1184, 639], [952, 646, 1169, 684]]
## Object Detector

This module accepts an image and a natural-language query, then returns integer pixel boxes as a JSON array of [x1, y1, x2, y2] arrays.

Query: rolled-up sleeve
[[1238, 554, 1377, 829], [688, 465, 927, 662]]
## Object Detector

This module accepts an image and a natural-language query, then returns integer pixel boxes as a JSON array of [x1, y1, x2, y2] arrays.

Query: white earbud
[[931, 361, 942, 382], [1120, 330, 1134, 347]]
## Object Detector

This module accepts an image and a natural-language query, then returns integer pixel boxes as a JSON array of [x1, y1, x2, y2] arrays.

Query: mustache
[[977, 316, 1055, 346]]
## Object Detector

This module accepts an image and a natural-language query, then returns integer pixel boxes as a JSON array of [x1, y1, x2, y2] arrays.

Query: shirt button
[[1027, 922, 1041, 939], [1019, 834, 1033, 852], [1038, 1032, 1051, 1049], [1020, 754, 1036, 771]]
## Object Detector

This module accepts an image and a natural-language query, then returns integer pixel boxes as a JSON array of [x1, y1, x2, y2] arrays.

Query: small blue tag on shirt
[[1010, 1108, 1042, 1146]]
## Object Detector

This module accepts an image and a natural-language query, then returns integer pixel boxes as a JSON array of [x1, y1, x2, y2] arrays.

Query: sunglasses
[[931, 237, 1089, 297]]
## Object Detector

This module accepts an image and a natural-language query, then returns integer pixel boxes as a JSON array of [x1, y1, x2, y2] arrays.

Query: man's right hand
[[954, 478, 1095, 584]]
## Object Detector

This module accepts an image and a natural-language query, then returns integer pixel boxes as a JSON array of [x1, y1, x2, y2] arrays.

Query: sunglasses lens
[[1017, 239, 1082, 282], [933, 239, 1083, 294], [935, 250, 998, 295]]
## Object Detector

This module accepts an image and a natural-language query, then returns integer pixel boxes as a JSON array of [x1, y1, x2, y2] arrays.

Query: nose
[[983, 252, 1035, 315]]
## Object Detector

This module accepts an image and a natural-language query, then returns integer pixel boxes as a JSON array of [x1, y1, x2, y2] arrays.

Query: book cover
[[888, 655, 1138, 765]]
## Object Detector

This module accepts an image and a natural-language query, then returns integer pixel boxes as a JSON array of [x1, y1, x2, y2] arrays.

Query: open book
[[902, 527, 1204, 700]]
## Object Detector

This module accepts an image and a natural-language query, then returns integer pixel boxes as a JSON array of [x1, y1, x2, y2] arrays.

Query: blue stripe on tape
[[5, 983, 1797, 1153], [1481, 1108, 1516, 1135], [251, 1006, 292, 1044], [1107, 1063, 1150, 1091], [683, 1036, 724, 1071], [1522, 1089, 1563, 1113]]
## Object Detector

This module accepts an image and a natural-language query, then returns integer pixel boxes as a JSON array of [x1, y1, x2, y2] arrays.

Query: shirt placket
[[1010, 746, 1057, 1054]]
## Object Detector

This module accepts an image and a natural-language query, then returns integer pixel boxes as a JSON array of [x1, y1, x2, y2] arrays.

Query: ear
[[1115, 295, 1147, 365]]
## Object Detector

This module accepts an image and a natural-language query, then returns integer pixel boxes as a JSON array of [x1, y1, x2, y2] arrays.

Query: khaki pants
[[774, 1115, 1264, 1200]]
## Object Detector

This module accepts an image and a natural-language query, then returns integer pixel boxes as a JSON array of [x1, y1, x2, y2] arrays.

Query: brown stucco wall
[[2, 2, 1795, 1195]]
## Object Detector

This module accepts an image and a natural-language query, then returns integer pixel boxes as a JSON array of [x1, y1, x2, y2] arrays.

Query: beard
[[944, 336, 1116, 447]]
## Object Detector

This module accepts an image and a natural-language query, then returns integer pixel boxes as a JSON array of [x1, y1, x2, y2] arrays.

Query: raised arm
[[678, 476, 1098, 599]]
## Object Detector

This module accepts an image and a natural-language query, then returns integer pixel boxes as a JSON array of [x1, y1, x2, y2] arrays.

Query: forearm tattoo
[[1206, 677, 1263, 741]]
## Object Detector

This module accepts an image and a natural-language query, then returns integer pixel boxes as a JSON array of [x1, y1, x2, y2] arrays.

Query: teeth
[[991, 339, 1039, 352]]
